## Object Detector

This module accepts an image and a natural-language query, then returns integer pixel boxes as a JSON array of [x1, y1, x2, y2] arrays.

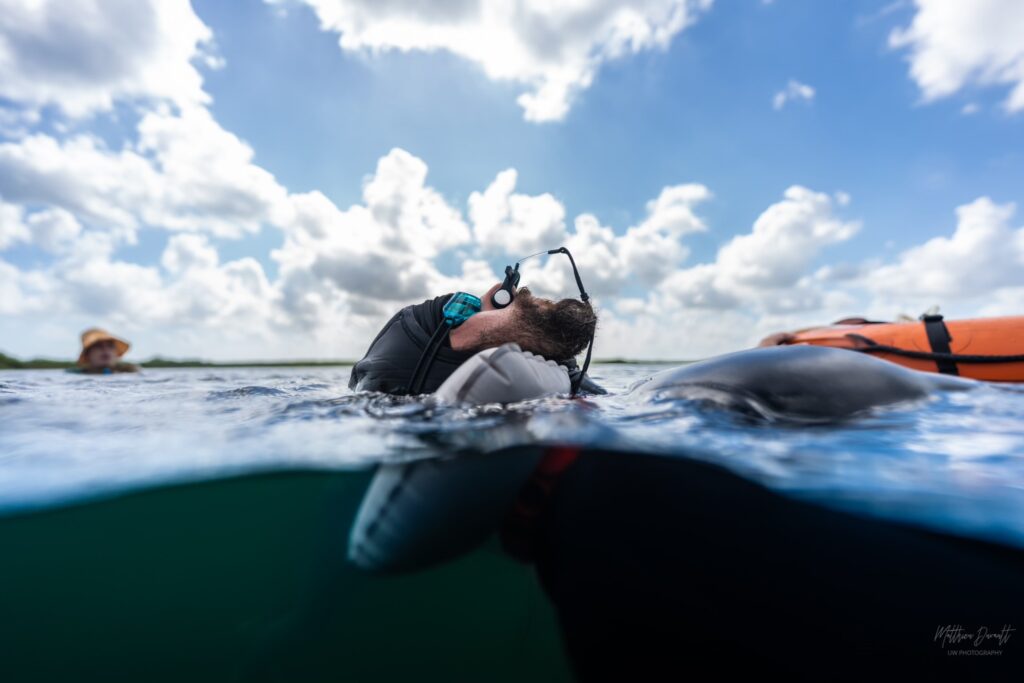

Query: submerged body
[[344, 343, 1011, 679], [348, 344, 981, 577], [529, 446, 1024, 682], [634, 345, 970, 420]]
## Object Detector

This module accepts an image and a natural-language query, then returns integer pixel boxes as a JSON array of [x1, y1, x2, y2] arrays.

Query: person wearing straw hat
[[73, 328, 139, 374]]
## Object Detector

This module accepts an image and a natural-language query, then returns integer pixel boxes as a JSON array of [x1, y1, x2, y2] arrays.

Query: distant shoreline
[[0, 351, 690, 370], [0, 353, 355, 370]]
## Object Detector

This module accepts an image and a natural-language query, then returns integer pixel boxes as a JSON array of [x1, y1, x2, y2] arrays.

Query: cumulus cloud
[[161, 233, 219, 274], [0, 106, 291, 242], [660, 186, 859, 315], [276, 0, 713, 122], [620, 184, 710, 284], [26, 208, 82, 253], [273, 148, 474, 321], [0, 0, 216, 117], [469, 169, 567, 255], [2, 131, 1020, 360], [890, 0, 1024, 112], [716, 187, 858, 290], [0, 200, 29, 250], [0, 202, 81, 252], [505, 181, 711, 298], [360, 148, 471, 257], [865, 197, 1024, 308], [772, 79, 815, 110]]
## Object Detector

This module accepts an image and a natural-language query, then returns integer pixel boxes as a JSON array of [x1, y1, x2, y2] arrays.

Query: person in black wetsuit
[[348, 281, 602, 395]]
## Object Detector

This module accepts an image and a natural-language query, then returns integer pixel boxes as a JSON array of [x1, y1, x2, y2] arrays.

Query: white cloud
[[716, 187, 858, 290], [0, 200, 29, 250], [26, 207, 82, 252], [660, 186, 859, 316], [772, 79, 815, 110], [561, 214, 629, 295], [0, 0, 215, 117], [276, 0, 713, 122], [469, 169, 567, 255], [0, 107, 291, 242], [2, 138, 1021, 361], [620, 183, 710, 284], [509, 181, 711, 298], [161, 233, 219, 274], [864, 197, 1024, 309], [0, 133, 152, 241], [360, 148, 471, 257], [135, 106, 291, 237], [890, 0, 1024, 112], [271, 148, 480, 334], [0, 202, 80, 252]]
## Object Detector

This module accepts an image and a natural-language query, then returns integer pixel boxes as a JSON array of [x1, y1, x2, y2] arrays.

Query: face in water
[[84, 340, 120, 370]]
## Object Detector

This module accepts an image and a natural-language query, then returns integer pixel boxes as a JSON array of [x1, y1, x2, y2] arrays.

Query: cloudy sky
[[1, 0, 1022, 361]]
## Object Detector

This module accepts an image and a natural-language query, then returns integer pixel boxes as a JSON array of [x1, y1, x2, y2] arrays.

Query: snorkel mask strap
[[539, 247, 595, 396], [548, 247, 590, 304], [496, 246, 598, 396]]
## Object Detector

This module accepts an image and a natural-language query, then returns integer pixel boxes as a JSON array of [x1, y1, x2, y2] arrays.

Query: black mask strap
[[547, 247, 590, 304], [536, 247, 594, 395]]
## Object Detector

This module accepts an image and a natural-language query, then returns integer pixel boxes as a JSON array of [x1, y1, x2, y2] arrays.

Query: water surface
[[2, 363, 1023, 548]]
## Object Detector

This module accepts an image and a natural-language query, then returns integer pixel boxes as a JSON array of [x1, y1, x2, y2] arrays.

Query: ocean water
[[2, 362, 1024, 548], [2, 361, 1024, 681]]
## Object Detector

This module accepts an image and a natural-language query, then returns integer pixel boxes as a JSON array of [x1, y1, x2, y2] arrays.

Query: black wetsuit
[[529, 446, 1024, 682], [349, 293, 605, 396], [348, 294, 475, 395]]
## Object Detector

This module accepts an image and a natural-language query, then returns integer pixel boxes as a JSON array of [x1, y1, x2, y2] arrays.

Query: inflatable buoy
[[433, 343, 571, 405], [348, 344, 570, 573], [635, 345, 965, 420], [786, 315, 1024, 382]]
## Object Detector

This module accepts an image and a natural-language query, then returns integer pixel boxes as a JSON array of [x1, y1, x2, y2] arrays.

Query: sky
[[0, 0, 1022, 361]]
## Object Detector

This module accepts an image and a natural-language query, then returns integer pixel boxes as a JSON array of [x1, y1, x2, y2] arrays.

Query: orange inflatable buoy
[[785, 315, 1024, 383]]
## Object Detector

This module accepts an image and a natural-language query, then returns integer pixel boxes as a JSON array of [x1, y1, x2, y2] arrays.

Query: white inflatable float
[[348, 343, 571, 573]]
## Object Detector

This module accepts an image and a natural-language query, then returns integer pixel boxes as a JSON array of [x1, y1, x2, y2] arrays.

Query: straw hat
[[78, 328, 130, 366]]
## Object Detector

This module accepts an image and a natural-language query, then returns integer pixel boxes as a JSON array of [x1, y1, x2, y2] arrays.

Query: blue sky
[[195, 0, 1022, 267], [1, 0, 1022, 360]]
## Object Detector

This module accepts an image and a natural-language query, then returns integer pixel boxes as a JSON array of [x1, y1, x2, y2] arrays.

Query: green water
[[0, 470, 571, 682]]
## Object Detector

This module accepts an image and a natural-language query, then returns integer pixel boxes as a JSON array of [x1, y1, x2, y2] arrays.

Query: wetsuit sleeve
[[348, 293, 459, 393], [348, 309, 404, 391]]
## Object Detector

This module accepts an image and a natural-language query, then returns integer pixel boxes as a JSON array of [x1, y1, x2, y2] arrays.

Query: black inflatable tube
[[526, 447, 1024, 682]]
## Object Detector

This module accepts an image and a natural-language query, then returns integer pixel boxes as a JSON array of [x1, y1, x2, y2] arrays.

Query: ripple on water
[[206, 386, 289, 400]]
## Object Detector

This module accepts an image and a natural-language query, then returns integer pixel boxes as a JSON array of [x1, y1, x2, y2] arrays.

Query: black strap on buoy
[[920, 314, 959, 375], [843, 334, 1024, 365]]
